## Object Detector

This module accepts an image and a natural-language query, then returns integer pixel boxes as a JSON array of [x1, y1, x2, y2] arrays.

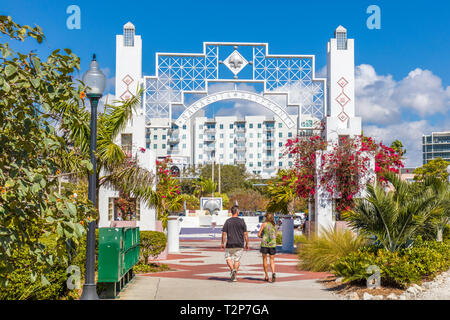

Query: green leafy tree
[[199, 164, 248, 193], [0, 16, 93, 286], [390, 139, 406, 157], [414, 157, 449, 182], [266, 169, 298, 214]]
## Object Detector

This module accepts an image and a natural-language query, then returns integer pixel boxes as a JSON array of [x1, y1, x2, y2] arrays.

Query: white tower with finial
[[325, 25, 361, 143], [115, 22, 142, 101]]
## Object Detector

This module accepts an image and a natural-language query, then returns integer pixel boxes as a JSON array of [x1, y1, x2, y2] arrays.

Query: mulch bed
[[319, 275, 404, 298]]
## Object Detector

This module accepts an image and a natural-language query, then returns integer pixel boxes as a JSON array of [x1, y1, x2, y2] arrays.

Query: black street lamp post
[[80, 54, 106, 300]]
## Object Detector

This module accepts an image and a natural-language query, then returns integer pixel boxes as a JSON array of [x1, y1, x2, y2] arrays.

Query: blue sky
[[3, 0, 450, 166]]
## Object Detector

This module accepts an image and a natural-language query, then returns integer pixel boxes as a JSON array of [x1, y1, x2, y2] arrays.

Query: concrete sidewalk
[[118, 240, 337, 300]]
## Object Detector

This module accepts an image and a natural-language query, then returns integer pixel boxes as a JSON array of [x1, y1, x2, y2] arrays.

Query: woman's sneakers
[[272, 273, 276, 283], [230, 269, 237, 282]]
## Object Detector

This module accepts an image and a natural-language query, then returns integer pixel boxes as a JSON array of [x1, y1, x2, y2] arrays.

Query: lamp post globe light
[[80, 54, 106, 300]]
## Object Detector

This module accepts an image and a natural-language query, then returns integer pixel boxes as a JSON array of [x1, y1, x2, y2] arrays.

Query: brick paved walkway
[[118, 239, 337, 300]]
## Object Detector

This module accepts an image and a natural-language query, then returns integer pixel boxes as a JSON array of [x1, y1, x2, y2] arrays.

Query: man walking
[[221, 205, 249, 282]]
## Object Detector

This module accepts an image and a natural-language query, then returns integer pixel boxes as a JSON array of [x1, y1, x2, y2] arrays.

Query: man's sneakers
[[230, 269, 237, 282]]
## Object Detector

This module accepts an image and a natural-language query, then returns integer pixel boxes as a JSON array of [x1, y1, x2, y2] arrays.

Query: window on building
[[220, 154, 224, 159], [229, 143, 233, 148], [121, 133, 132, 157], [220, 133, 224, 139], [278, 123, 282, 128], [199, 143, 203, 148], [229, 124, 233, 129], [258, 142, 261, 148], [258, 162, 262, 167], [199, 125, 203, 129], [230, 154, 233, 159], [123, 25, 135, 47], [153, 135, 157, 140], [220, 143, 224, 148], [182, 134, 186, 139], [249, 123, 253, 129], [249, 142, 253, 148], [288, 132, 293, 137], [249, 154, 253, 158], [162, 144, 166, 149], [162, 135, 166, 140], [199, 134, 203, 139], [336, 31, 347, 50], [258, 123, 262, 129], [258, 153, 261, 159], [219, 124, 223, 129], [288, 161, 292, 166], [182, 144, 186, 149], [279, 162, 283, 167], [229, 133, 233, 138], [153, 144, 157, 149], [279, 142, 283, 147], [279, 132, 283, 138], [199, 154, 203, 159], [249, 133, 253, 138], [249, 162, 253, 167]]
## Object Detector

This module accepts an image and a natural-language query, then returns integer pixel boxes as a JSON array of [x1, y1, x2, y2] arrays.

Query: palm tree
[[194, 177, 217, 198], [344, 171, 440, 251], [415, 177, 450, 241], [54, 89, 157, 210], [266, 169, 297, 214]]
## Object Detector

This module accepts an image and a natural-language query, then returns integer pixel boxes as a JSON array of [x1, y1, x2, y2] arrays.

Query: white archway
[[175, 90, 296, 128]]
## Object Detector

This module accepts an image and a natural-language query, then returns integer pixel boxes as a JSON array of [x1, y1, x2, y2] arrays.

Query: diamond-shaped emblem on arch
[[335, 92, 350, 107], [224, 50, 248, 76], [122, 74, 134, 85], [338, 111, 349, 122], [337, 77, 348, 88]]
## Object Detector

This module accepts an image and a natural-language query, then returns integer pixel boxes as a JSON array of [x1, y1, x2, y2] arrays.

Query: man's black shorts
[[260, 247, 276, 255]]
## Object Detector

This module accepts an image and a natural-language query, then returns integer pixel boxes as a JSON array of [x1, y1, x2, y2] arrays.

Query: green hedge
[[332, 238, 450, 288], [0, 231, 98, 300], [140, 231, 167, 264]]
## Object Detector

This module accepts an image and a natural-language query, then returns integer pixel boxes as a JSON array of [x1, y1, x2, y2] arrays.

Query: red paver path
[[144, 240, 331, 284]]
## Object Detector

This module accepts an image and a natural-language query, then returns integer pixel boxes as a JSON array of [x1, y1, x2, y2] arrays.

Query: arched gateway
[[102, 23, 369, 235]]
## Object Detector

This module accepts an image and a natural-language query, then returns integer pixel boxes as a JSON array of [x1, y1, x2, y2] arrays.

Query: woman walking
[[258, 212, 277, 282]]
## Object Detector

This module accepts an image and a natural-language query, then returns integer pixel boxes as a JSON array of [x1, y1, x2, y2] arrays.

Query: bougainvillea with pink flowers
[[155, 156, 181, 228], [284, 133, 404, 216]]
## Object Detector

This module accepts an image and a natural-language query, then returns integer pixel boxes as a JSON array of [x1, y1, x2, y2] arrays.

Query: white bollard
[[282, 217, 294, 253], [167, 216, 180, 253]]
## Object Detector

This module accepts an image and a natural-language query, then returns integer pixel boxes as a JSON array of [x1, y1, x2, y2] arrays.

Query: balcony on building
[[204, 135, 216, 142], [263, 165, 275, 172], [204, 144, 216, 152], [167, 147, 179, 154], [263, 135, 274, 141], [235, 144, 246, 152], [168, 135, 180, 144], [234, 158, 246, 165], [235, 134, 246, 142], [234, 125, 245, 134], [263, 156, 275, 162]]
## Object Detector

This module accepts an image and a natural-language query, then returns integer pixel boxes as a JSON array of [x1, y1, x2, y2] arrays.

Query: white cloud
[[363, 120, 445, 168], [394, 68, 450, 116], [356, 64, 450, 125]]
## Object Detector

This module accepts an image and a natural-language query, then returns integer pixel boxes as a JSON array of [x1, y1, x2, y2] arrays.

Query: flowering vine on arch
[[284, 134, 404, 216]]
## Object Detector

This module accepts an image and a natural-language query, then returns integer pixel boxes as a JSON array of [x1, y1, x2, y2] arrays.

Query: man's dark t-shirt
[[222, 217, 247, 248]]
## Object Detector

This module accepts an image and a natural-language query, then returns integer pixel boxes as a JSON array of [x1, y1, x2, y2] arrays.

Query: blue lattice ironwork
[[144, 42, 325, 126]]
